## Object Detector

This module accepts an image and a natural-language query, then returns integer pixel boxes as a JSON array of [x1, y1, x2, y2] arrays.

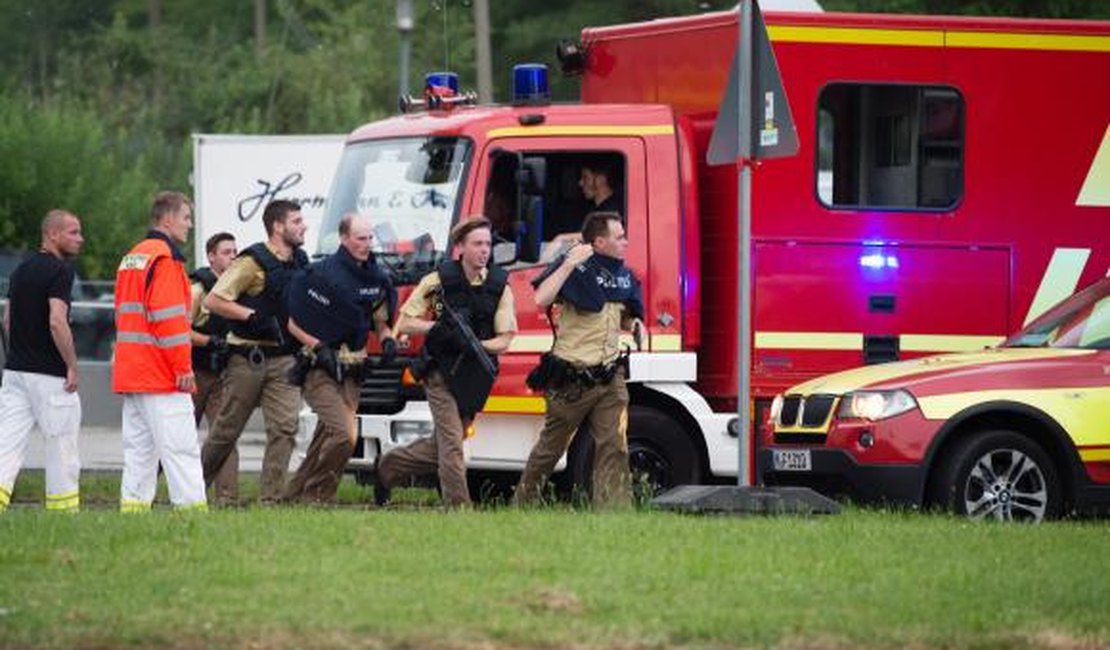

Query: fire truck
[[311, 8, 1110, 497]]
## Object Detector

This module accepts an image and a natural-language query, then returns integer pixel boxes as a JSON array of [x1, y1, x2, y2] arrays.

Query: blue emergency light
[[512, 64, 549, 105], [425, 72, 459, 95]]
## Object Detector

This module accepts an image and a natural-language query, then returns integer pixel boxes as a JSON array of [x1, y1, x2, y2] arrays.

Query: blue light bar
[[512, 63, 549, 105], [425, 71, 459, 95]]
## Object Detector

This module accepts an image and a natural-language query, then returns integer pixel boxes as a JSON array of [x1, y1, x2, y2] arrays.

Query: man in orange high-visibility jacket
[[113, 191, 207, 512]]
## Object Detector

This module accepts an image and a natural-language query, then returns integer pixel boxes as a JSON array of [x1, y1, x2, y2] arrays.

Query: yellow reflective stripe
[[120, 499, 151, 513], [0, 485, 11, 507], [175, 502, 209, 512], [487, 125, 674, 139], [1077, 124, 1110, 207], [651, 334, 682, 351], [147, 305, 187, 322], [756, 331, 863, 351], [1023, 248, 1091, 326], [757, 331, 1006, 353], [768, 25, 943, 47], [900, 334, 1003, 352], [767, 25, 1110, 52], [508, 334, 554, 353], [945, 30, 1110, 52], [1080, 448, 1110, 462], [45, 492, 80, 512], [484, 395, 546, 414]]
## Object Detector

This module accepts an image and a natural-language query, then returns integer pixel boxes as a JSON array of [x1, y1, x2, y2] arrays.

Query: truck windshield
[[1003, 279, 1110, 350], [318, 136, 470, 285]]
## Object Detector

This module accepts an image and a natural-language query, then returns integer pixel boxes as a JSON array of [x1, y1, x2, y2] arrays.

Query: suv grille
[[777, 394, 835, 428]]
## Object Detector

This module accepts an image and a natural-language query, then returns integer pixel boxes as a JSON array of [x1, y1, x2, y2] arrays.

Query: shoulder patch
[[119, 253, 151, 271]]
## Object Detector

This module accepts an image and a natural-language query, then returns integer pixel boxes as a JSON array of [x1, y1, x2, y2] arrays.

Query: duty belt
[[230, 344, 291, 365]]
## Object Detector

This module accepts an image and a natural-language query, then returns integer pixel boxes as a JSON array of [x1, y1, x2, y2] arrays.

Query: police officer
[[514, 211, 644, 509], [200, 199, 308, 505], [189, 231, 237, 505], [375, 217, 516, 508], [282, 213, 396, 505]]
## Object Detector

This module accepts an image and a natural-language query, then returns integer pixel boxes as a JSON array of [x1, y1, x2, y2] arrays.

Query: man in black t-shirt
[[0, 209, 85, 513]]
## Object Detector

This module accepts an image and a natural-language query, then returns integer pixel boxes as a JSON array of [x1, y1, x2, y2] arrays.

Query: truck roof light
[[512, 63, 550, 106], [398, 71, 478, 114]]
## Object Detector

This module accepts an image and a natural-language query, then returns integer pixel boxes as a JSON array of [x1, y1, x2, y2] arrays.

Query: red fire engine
[[312, 8, 1110, 497]]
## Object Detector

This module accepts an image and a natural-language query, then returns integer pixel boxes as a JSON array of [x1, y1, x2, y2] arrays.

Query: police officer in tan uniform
[[375, 217, 516, 508], [200, 200, 308, 504], [282, 214, 395, 504], [189, 231, 238, 505], [514, 211, 644, 509]]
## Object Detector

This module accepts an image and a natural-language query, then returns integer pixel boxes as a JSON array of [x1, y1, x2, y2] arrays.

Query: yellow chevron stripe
[[1077, 124, 1110, 207], [175, 502, 209, 512], [1023, 248, 1091, 326], [487, 125, 674, 139], [485, 395, 546, 414], [767, 25, 1110, 52]]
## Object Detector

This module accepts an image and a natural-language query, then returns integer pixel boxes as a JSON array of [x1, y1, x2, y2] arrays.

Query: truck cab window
[[483, 150, 626, 265], [817, 83, 963, 211]]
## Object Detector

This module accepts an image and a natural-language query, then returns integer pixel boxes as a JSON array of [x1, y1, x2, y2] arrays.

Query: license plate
[[772, 449, 811, 471]]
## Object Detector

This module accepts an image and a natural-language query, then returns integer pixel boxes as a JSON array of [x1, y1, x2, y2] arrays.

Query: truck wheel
[[569, 405, 702, 500], [929, 430, 1062, 522]]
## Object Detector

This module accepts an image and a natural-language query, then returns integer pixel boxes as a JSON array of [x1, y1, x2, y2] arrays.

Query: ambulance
[[313, 8, 1110, 499]]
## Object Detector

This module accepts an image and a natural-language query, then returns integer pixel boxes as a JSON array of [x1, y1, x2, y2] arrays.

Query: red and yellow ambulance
[[762, 277, 1110, 521]]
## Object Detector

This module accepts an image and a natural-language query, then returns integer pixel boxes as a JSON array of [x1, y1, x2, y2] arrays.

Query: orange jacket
[[112, 232, 193, 393]]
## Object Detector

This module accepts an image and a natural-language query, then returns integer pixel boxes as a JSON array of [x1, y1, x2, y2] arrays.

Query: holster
[[287, 349, 313, 387]]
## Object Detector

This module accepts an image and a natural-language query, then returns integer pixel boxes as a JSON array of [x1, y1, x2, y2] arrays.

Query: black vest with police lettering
[[436, 259, 507, 342], [290, 247, 393, 350], [230, 242, 308, 349]]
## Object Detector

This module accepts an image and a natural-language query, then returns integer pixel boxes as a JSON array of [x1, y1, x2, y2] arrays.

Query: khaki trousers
[[514, 372, 631, 509], [193, 368, 238, 504], [376, 370, 471, 507], [201, 353, 300, 503], [282, 369, 360, 504]]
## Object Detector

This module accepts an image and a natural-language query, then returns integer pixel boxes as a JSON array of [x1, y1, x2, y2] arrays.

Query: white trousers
[[0, 370, 82, 512], [121, 392, 207, 511]]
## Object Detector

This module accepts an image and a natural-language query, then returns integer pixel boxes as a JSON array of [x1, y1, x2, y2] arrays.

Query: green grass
[[2, 473, 1108, 650]]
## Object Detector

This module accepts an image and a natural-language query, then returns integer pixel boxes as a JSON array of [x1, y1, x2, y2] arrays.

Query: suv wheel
[[930, 430, 1062, 522]]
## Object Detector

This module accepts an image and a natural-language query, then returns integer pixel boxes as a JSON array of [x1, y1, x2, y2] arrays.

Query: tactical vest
[[189, 267, 230, 337], [436, 259, 507, 341], [290, 247, 393, 350], [229, 242, 308, 350]]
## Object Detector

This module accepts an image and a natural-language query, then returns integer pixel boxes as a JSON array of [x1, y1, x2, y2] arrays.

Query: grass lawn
[[2, 471, 1108, 649]]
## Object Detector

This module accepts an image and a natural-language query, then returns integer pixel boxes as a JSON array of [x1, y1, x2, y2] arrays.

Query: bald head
[[40, 209, 84, 259], [339, 213, 374, 262]]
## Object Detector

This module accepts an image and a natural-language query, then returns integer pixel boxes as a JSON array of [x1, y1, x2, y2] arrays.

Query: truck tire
[[568, 405, 702, 500], [929, 429, 1062, 522]]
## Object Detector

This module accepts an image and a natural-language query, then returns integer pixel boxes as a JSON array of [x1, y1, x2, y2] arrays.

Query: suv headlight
[[837, 390, 917, 421]]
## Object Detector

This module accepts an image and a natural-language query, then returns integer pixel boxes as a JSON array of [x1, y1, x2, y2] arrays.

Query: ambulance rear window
[[817, 83, 964, 212]]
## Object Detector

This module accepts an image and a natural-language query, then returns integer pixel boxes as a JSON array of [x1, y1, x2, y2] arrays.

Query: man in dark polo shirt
[[0, 209, 85, 513]]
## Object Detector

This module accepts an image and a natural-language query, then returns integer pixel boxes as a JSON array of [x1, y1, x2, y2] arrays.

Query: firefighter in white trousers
[[112, 192, 207, 512], [0, 209, 85, 512]]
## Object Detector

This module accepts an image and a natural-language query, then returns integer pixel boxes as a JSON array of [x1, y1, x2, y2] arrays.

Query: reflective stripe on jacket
[[112, 236, 193, 393]]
